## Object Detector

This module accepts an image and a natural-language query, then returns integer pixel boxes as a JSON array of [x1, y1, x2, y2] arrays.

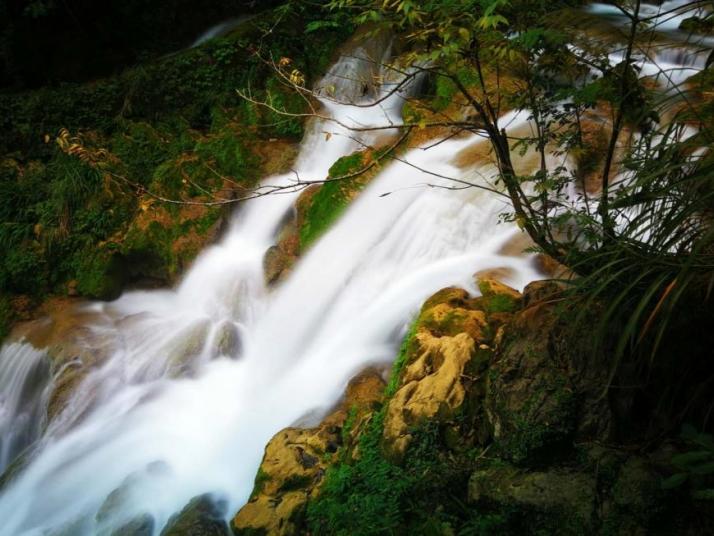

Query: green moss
[[477, 279, 519, 314], [385, 320, 421, 397], [0, 3, 353, 305], [341, 405, 359, 446], [250, 468, 271, 500], [299, 151, 370, 250], [75, 251, 126, 300]]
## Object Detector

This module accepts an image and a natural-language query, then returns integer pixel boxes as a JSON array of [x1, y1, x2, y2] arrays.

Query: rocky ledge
[[223, 277, 714, 535]]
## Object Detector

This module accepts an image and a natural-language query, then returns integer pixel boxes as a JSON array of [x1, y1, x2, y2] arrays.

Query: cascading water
[[0, 344, 50, 474], [0, 41, 539, 535], [0, 11, 706, 535], [589, 0, 712, 87]]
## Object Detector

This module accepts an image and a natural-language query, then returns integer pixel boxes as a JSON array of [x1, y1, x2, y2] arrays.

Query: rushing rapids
[[0, 6, 709, 534]]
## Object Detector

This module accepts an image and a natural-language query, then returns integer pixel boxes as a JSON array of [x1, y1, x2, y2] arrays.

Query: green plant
[[662, 425, 714, 500]]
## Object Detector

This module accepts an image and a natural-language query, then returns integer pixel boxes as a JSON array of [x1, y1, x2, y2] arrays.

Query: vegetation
[[0, 1, 353, 338], [307, 321, 490, 535]]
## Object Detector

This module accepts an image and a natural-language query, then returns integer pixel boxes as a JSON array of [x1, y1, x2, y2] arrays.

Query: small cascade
[[191, 16, 255, 47], [589, 0, 711, 88], [0, 343, 51, 474]]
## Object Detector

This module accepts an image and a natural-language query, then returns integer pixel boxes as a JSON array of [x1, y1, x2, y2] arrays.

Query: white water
[[589, 0, 712, 88], [0, 44, 540, 535], [0, 344, 50, 474]]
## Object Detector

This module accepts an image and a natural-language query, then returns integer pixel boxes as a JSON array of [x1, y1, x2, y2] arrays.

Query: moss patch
[[298, 151, 375, 250]]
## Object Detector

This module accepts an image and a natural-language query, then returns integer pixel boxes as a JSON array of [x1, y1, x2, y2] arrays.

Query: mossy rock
[[468, 462, 597, 533], [75, 251, 127, 300], [161, 494, 230, 536], [485, 293, 613, 465], [298, 150, 379, 250]]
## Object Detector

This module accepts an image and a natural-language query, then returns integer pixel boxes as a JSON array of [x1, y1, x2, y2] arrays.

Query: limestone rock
[[263, 245, 291, 286], [165, 319, 211, 376], [476, 276, 523, 313], [210, 321, 242, 359], [109, 514, 154, 536], [382, 283, 521, 459], [522, 279, 564, 307], [383, 331, 475, 458], [232, 369, 385, 535]]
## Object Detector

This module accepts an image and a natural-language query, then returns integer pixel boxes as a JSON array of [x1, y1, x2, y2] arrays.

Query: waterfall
[[0, 344, 50, 474], [0, 12, 706, 535], [0, 41, 535, 536]]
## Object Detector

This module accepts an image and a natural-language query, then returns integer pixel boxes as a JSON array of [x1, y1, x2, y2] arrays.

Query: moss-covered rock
[[298, 149, 381, 251], [485, 283, 612, 465], [233, 279, 714, 534], [161, 494, 230, 536], [232, 369, 385, 535], [468, 463, 598, 532]]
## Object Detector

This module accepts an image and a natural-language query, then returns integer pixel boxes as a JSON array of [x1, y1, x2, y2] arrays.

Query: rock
[[419, 303, 488, 340], [383, 331, 476, 458], [211, 321, 242, 359], [232, 369, 385, 535], [611, 457, 664, 519], [96, 462, 169, 535], [485, 296, 612, 465], [533, 253, 572, 279], [476, 277, 523, 313], [263, 245, 290, 286], [522, 279, 564, 307], [468, 464, 597, 532], [67, 280, 79, 297], [109, 514, 154, 536], [161, 494, 230, 536], [165, 319, 211, 375], [381, 284, 516, 459]]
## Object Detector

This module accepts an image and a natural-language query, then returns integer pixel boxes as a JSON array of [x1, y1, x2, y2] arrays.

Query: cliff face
[[225, 278, 713, 535]]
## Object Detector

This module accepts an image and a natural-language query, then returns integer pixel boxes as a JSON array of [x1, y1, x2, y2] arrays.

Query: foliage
[[0, 0, 353, 323], [0, 294, 12, 343], [307, 320, 507, 535], [663, 425, 714, 501]]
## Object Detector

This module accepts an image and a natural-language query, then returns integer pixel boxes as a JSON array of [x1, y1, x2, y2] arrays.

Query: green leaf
[[661, 473, 688, 489]]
